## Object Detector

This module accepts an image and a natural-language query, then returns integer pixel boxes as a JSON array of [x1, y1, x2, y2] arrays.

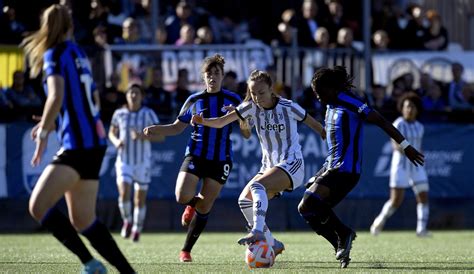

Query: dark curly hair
[[311, 66, 354, 101], [201, 53, 225, 76], [397, 92, 423, 118]]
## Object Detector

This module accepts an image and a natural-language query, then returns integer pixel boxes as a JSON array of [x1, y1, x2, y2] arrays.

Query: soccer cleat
[[179, 251, 192, 262], [120, 221, 132, 239], [131, 230, 140, 242], [340, 257, 351, 268], [237, 229, 266, 245], [416, 230, 433, 238], [370, 219, 384, 236], [336, 230, 356, 260], [272, 239, 285, 257], [81, 259, 107, 274], [181, 206, 196, 227]]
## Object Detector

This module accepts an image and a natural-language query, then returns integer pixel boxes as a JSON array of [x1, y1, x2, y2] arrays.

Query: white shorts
[[115, 160, 151, 187], [261, 158, 305, 191], [390, 165, 428, 191]]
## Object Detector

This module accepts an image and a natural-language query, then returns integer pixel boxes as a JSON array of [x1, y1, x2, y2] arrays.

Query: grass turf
[[0, 231, 473, 273]]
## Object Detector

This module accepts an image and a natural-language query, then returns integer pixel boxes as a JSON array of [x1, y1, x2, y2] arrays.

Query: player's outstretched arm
[[303, 114, 326, 140], [143, 119, 187, 137], [192, 110, 239, 128], [366, 110, 425, 166]]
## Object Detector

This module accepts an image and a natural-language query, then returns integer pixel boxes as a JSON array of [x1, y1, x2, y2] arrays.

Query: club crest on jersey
[[358, 103, 368, 114], [188, 162, 195, 170], [260, 121, 285, 132]]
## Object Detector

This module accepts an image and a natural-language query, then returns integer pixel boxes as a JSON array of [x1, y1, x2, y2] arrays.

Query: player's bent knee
[[412, 183, 429, 196]]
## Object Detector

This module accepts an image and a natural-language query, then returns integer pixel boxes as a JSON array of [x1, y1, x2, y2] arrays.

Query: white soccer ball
[[245, 240, 275, 268]]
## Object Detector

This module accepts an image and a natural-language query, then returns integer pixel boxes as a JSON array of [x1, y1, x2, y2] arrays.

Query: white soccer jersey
[[111, 106, 159, 166], [236, 98, 307, 169], [390, 117, 428, 186]]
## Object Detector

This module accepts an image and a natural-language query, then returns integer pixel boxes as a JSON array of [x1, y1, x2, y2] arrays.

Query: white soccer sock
[[118, 199, 132, 223], [132, 206, 147, 233], [238, 197, 274, 245], [249, 182, 268, 233], [416, 203, 429, 233], [374, 200, 396, 227]]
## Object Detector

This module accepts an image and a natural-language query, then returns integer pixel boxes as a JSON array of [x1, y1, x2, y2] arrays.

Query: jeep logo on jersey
[[260, 121, 285, 132]]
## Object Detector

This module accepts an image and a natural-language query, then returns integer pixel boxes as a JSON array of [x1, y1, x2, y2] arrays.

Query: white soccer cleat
[[370, 219, 384, 236], [416, 230, 433, 238]]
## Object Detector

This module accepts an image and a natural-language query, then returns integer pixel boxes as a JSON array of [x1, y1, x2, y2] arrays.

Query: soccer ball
[[245, 240, 275, 268]]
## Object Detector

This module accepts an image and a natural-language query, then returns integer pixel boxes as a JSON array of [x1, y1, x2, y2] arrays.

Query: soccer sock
[[374, 200, 396, 227], [118, 199, 132, 223], [250, 182, 268, 232], [182, 210, 209, 252], [187, 196, 201, 207], [416, 203, 429, 233], [238, 197, 274, 245], [40, 207, 93, 264], [82, 219, 135, 274], [132, 206, 147, 233]]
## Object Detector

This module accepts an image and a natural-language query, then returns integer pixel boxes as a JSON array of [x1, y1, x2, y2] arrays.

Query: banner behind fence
[[1, 123, 473, 200]]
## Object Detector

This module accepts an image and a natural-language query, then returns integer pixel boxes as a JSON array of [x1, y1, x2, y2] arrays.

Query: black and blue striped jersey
[[324, 91, 373, 174], [178, 89, 242, 161], [43, 40, 106, 150]]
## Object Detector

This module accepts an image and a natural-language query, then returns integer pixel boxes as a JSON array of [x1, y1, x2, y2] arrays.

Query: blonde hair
[[21, 4, 73, 78]]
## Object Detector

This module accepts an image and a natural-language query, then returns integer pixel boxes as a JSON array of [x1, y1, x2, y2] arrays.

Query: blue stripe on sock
[[195, 210, 210, 220]]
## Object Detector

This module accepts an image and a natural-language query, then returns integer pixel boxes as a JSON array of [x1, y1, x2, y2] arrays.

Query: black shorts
[[180, 155, 233, 185], [51, 147, 106, 180], [306, 167, 360, 207]]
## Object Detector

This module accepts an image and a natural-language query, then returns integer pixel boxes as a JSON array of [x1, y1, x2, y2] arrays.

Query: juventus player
[[192, 70, 326, 258], [108, 83, 163, 242], [371, 92, 430, 237]]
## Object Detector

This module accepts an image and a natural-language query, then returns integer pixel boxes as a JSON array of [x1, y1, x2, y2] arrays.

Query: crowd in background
[[0, 0, 473, 124]]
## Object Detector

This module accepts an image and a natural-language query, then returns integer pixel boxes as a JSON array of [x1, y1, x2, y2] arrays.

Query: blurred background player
[[24, 4, 135, 273], [108, 83, 163, 242], [298, 66, 425, 268], [143, 54, 249, 262], [191, 70, 326, 259], [371, 92, 430, 237]]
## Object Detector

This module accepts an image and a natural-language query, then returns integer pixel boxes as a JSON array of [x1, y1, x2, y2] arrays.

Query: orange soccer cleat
[[179, 251, 192, 262], [181, 205, 196, 227]]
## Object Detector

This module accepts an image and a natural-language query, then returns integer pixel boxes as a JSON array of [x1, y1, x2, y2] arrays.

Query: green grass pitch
[[0, 231, 473, 273]]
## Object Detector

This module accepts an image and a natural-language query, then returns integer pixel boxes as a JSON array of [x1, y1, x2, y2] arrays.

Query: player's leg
[[413, 181, 430, 236], [181, 177, 223, 261], [67, 179, 134, 274], [176, 157, 204, 226], [237, 167, 291, 245], [116, 163, 133, 238], [371, 188, 405, 235], [131, 183, 148, 242], [29, 164, 96, 266]]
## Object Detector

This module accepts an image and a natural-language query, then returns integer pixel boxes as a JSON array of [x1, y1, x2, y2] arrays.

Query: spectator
[[154, 24, 168, 45], [372, 30, 390, 51], [416, 72, 433, 97], [195, 26, 213, 44], [175, 24, 195, 46], [115, 17, 148, 44], [0, 6, 26, 44], [276, 22, 293, 46], [404, 4, 427, 50], [422, 83, 446, 112], [451, 83, 474, 110], [384, 4, 410, 49], [100, 73, 126, 123], [296, 0, 319, 47], [144, 66, 173, 121], [4, 71, 42, 120], [323, 0, 357, 44], [165, 1, 198, 44], [423, 9, 448, 51], [368, 84, 390, 113], [173, 68, 192, 112], [314, 27, 330, 48], [222, 71, 239, 93], [447, 63, 467, 108]]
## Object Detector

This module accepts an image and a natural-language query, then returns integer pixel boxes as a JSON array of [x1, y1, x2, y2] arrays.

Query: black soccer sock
[[298, 190, 349, 247], [82, 219, 135, 274], [182, 210, 209, 252], [187, 196, 201, 207], [40, 206, 93, 264]]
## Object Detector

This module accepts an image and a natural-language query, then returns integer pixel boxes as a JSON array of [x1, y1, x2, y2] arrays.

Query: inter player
[[191, 70, 326, 257], [297, 66, 424, 268], [371, 92, 430, 237], [24, 4, 135, 273], [143, 54, 249, 262], [109, 83, 163, 242]]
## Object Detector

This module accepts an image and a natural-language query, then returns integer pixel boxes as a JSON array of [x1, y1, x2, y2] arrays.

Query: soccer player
[[297, 66, 424, 268], [371, 92, 430, 237], [191, 70, 326, 257], [108, 83, 164, 242], [143, 54, 249, 262], [24, 4, 135, 274]]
